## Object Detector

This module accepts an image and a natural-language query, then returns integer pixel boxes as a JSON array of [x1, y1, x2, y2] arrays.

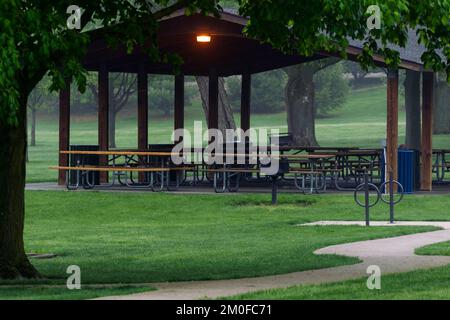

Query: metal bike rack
[[354, 170, 404, 226]]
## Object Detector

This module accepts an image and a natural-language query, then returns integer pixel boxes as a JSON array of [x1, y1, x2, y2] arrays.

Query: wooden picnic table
[[432, 149, 450, 182], [308, 149, 382, 157], [60, 150, 174, 156], [60, 150, 335, 159], [433, 149, 450, 153], [57, 150, 339, 193], [278, 146, 360, 152]]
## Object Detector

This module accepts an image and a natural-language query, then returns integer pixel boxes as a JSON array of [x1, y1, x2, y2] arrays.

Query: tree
[[404, 70, 421, 150], [89, 73, 137, 148], [196, 76, 236, 131], [1, 0, 449, 280], [239, 0, 449, 146], [226, 70, 287, 114], [433, 72, 450, 134], [342, 61, 383, 88], [239, 1, 449, 78], [283, 58, 340, 146], [149, 76, 174, 118], [314, 62, 349, 117], [26, 77, 58, 149], [28, 84, 47, 147], [27, 90, 43, 148], [0, 0, 220, 279], [343, 61, 369, 86]]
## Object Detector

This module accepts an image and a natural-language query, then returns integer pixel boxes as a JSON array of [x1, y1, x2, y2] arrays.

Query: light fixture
[[196, 35, 211, 43]]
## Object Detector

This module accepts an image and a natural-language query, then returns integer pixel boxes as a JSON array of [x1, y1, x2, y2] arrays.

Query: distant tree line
[[27, 62, 450, 149]]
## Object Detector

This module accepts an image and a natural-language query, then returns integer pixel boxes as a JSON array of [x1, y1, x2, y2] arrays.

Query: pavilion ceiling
[[82, 10, 424, 76], [82, 13, 326, 76]]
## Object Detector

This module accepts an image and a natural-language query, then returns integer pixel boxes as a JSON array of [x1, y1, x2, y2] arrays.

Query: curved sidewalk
[[97, 221, 450, 300]]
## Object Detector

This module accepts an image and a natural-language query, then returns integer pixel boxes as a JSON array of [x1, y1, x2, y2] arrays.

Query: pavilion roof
[[82, 9, 427, 75]]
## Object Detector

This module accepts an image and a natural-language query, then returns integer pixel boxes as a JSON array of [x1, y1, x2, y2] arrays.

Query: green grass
[[229, 241, 450, 300], [0, 191, 448, 299], [2, 191, 446, 287], [416, 241, 450, 256], [26, 85, 450, 182], [0, 285, 153, 300], [15, 85, 450, 300]]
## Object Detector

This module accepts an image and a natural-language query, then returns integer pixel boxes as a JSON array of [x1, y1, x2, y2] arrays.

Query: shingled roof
[[222, 8, 437, 71], [349, 30, 427, 66]]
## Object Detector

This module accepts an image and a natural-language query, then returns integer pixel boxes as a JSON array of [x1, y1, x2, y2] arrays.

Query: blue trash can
[[398, 149, 420, 193], [381, 148, 420, 194]]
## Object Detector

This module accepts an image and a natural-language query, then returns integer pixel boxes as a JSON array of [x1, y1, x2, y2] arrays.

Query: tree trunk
[[195, 76, 236, 131], [0, 94, 40, 279], [284, 65, 318, 146], [404, 70, 421, 150], [30, 108, 36, 147], [433, 73, 450, 134], [109, 110, 116, 148]]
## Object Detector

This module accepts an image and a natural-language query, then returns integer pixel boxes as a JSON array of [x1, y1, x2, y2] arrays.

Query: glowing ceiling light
[[196, 35, 211, 43]]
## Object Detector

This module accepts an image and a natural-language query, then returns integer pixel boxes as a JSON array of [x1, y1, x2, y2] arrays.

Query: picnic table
[[53, 147, 386, 193], [304, 149, 383, 190], [278, 145, 360, 153], [201, 153, 336, 193], [52, 149, 338, 193], [433, 149, 450, 182], [52, 150, 192, 191]]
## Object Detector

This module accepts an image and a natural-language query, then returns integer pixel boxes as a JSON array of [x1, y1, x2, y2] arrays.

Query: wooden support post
[[58, 80, 70, 185], [174, 74, 185, 138], [137, 63, 148, 150], [208, 69, 219, 131], [137, 63, 149, 182], [421, 72, 434, 191], [241, 73, 251, 132], [98, 64, 109, 183], [386, 69, 399, 187]]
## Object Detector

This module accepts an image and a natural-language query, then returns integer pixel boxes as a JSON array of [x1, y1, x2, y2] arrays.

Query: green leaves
[[0, 0, 221, 127], [240, 0, 450, 81]]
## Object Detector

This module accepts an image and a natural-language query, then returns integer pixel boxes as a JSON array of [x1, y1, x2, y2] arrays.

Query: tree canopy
[[2, 0, 449, 127], [239, 0, 449, 78], [1, 0, 449, 280], [0, 0, 221, 127]]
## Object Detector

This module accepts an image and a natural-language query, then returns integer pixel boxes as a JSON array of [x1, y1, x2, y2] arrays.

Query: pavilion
[[57, 9, 435, 191]]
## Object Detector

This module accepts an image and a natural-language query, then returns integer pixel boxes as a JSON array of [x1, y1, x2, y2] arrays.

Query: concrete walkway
[[97, 221, 450, 300]]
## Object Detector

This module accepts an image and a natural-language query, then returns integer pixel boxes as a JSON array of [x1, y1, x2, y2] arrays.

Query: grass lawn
[[0, 286, 153, 300], [231, 241, 450, 300], [13, 85, 450, 300], [0, 191, 448, 300], [26, 85, 450, 183]]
